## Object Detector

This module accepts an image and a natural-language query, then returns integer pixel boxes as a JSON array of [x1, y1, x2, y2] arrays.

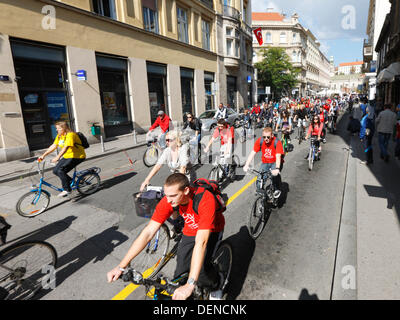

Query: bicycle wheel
[[212, 240, 233, 296], [132, 224, 170, 278], [0, 241, 57, 300], [143, 146, 159, 167], [248, 196, 267, 240], [77, 172, 101, 196], [208, 167, 220, 183], [16, 191, 50, 218], [308, 147, 314, 171]]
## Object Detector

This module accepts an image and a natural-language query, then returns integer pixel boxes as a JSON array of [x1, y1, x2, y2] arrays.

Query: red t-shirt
[[307, 123, 323, 136], [253, 137, 284, 164], [149, 115, 171, 133], [151, 188, 225, 237], [319, 112, 325, 123], [212, 126, 234, 145]]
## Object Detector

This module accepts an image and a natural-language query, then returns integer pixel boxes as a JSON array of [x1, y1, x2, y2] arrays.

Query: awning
[[377, 62, 400, 83]]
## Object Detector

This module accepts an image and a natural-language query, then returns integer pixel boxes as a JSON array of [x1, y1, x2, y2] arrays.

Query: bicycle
[[238, 119, 250, 143], [307, 136, 320, 171], [0, 240, 57, 300], [208, 151, 238, 186], [143, 136, 164, 167], [121, 239, 233, 300], [296, 119, 308, 145], [16, 160, 101, 218], [132, 186, 183, 279], [247, 169, 277, 240]]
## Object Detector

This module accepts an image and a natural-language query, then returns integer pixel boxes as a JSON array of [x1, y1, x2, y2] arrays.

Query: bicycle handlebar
[[121, 268, 179, 295]]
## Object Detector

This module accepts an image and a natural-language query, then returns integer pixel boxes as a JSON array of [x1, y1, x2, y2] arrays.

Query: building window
[[235, 41, 239, 57], [204, 72, 214, 110], [226, 38, 233, 56], [280, 32, 287, 43], [265, 32, 272, 43], [227, 76, 237, 110], [126, 0, 134, 17], [202, 19, 210, 50], [292, 51, 297, 62], [96, 54, 132, 138], [147, 62, 168, 124], [143, 0, 158, 33], [177, 7, 189, 43], [180, 68, 194, 116], [92, 0, 116, 19], [226, 27, 233, 36]]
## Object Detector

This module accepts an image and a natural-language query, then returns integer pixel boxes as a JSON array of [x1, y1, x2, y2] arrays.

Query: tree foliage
[[255, 47, 301, 97]]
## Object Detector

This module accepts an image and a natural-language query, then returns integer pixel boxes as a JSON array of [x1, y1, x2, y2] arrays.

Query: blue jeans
[[258, 162, 282, 191], [378, 132, 391, 158], [159, 130, 168, 149]]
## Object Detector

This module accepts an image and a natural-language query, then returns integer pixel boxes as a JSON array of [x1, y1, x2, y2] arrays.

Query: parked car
[[199, 108, 242, 132]]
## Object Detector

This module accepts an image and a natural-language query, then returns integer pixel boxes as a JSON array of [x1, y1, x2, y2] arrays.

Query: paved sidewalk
[[0, 132, 148, 184], [352, 133, 400, 299]]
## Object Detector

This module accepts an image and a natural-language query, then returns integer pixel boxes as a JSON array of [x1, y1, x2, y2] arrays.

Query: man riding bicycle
[[214, 103, 228, 121], [243, 127, 284, 199], [107, 173, 225, 300], [148, 110, 172, 149], [204, 119, 235, 172]]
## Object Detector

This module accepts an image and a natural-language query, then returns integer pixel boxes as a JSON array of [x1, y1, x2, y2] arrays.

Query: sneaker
[[273, 190, 281, 199], [57, 190, 71, 198]]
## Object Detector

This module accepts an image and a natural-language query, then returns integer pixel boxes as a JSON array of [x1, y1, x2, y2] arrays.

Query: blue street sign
[[76, 70, 87, 81], [0, 75, 10, 81], [247, 76, 251, 83]]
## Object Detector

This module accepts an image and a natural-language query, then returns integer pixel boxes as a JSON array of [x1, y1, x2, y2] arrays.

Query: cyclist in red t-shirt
[[107, 173, 225, 300], [243, 127, 284, 198]]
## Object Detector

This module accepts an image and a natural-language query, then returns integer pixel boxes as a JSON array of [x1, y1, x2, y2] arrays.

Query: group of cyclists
[[106, 95, 347, 300]]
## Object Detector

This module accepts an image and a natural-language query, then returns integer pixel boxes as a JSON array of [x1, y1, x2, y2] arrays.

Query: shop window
[[202, 19, 210, 50]]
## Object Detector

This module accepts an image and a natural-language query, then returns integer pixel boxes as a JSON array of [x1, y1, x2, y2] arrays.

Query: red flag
[[253, 27, 263, 45]]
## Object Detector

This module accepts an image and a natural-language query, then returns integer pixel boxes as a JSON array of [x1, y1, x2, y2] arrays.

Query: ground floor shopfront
[[0, 1, 220, 162]]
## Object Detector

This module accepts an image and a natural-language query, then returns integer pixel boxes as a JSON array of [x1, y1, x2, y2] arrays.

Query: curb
[[330, 135, 358, 300], [0, 141, 147, 184]]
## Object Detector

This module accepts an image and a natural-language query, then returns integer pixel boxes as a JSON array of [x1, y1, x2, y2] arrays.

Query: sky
[[251, 0, 369, 67]]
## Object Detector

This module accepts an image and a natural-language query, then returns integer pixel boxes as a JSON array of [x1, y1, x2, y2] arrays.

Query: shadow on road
[[225, 226, 256, 300], [298, 288, 319, 300]]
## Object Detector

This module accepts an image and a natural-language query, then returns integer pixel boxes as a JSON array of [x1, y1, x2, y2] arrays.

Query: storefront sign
[[247, 76, 252, 83], [0, 75, 10, 81], [76, 70, 87, 81]]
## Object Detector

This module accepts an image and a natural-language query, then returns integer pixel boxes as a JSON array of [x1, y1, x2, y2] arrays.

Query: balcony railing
[[241, 21, 252, 37], [223, 5, 240, 20]]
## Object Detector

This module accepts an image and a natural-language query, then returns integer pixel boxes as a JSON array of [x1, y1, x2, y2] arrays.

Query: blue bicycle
[[307, 136, 320, 171], [16, 160, 101, 218]]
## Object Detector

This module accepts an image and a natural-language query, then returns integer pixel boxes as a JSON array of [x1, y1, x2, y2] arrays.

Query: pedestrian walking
[[375, 104, 397, 162], [360, 106, 375, 165]]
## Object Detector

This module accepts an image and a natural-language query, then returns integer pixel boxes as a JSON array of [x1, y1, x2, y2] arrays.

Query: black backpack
[[75, 132, 90, 149], [192, 179, 226, 214]]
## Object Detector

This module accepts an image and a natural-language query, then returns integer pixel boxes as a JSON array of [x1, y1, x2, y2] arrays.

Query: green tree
[[255, 47, 301, 98]]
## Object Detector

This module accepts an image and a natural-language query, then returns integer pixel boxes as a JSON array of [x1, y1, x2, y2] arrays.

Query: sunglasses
[[165, 138, 175, 142], [263, 135, 272, 140]]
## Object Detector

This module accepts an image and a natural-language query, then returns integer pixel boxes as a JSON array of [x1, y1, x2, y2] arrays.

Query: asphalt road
[[0, 117, 350, 300]]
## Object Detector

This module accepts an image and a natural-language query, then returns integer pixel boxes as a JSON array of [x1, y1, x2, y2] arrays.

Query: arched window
[[265, 32, 272, 43], [280, 32, 287, 43]]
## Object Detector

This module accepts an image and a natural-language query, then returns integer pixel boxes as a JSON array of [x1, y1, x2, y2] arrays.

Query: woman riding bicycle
[[305, 115, 323, 160], [275, 110, 292, 146], [38, 121, 86, 197], [140, 130, 194, 191]]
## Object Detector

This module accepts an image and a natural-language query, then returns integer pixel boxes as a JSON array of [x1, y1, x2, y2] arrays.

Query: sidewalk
[[353, 134, 400, 299], [0, 132, 148, 184]]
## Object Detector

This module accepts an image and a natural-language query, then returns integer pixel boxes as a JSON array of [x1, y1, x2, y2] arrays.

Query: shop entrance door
[[14, 61, 71, 151]]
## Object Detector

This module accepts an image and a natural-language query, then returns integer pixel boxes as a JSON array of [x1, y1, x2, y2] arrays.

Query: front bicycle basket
[[133, 190, 164, 218]]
